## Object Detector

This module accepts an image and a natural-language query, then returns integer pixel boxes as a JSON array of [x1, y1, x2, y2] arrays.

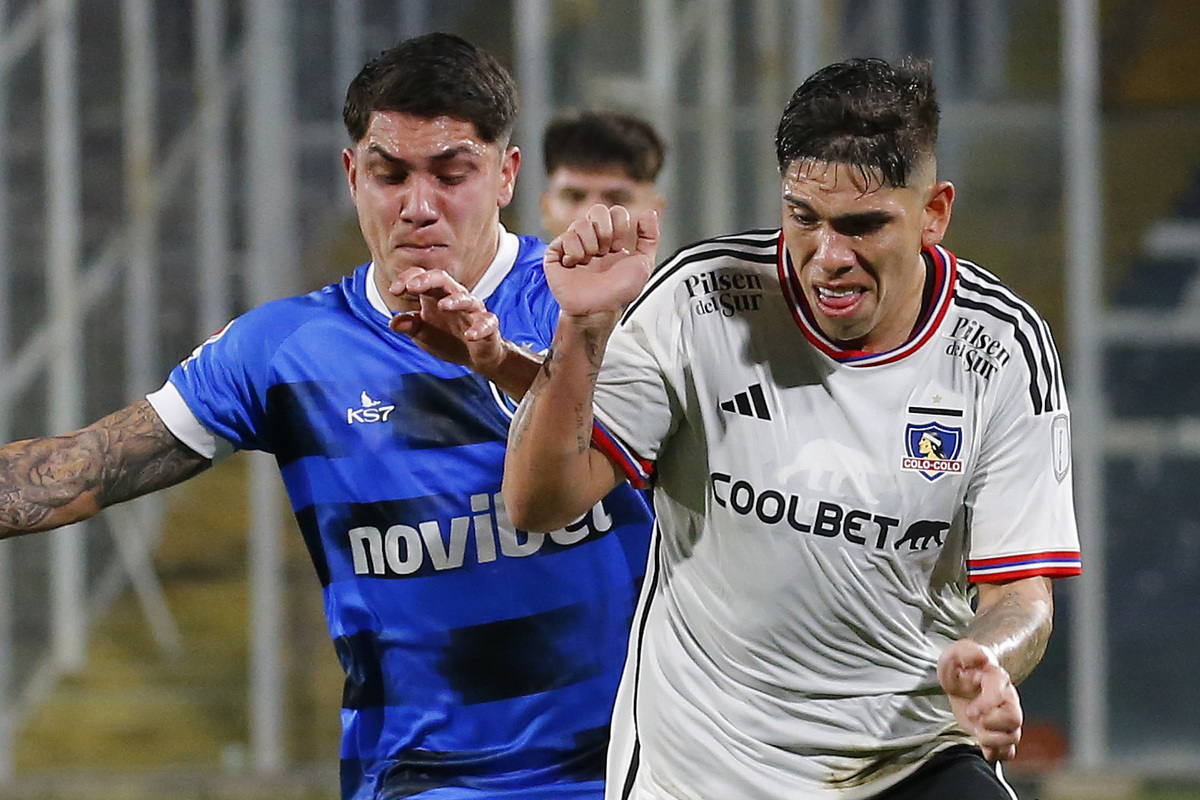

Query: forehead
[[358, 110, 493, 160], [782, 159, 911, 210]]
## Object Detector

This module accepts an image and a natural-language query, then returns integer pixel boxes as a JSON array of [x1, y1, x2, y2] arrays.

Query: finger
[[635, 209, 661, 257], [390, 267, 428, 297], [559, 228, 588, 268], [588, 204, 616, 255], [981, 742, 1018, 763], [404, 268, 466, 299], [438, 291, 486, 313], [545, 234, 567, 268], [464, 312, 499, 341], [969, 669, 1015, 721], [572, 208, 602, 259], [609, 206, 634, 253]]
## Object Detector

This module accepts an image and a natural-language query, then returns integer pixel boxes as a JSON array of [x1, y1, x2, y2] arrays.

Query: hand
[[387, 267, 505, 374], [544, 205, 659, 318], [937, 639, 1023, 762]]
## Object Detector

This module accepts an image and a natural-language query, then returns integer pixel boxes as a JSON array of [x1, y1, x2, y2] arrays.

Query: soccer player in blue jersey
[[0, 33, 652, 800]]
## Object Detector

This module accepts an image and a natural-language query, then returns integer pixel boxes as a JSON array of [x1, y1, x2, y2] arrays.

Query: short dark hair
[[775, 57, 939, 188], [543, 111, 666, 183], [343, 32, 518, 145]]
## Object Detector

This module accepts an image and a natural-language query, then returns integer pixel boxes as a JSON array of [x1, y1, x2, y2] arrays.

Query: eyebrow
[[365, 143, 483, 167]]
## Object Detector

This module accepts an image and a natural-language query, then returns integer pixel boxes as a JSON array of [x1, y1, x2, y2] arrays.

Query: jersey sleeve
[[591, 283, 683, 488], [965, 330, 1081, 583], [163, 309, 282, 454]]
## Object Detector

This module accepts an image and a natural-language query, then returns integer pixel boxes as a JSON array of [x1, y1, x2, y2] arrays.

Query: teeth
[[818, 286, 859, 298]]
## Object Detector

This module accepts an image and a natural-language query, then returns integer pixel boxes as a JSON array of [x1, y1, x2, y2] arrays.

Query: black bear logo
[[894, 520, 950, 551]]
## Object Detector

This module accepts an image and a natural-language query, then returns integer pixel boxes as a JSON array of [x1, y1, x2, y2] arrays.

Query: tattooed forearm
[[968, 578, 1053, 684], [0, 399, 210, 536]]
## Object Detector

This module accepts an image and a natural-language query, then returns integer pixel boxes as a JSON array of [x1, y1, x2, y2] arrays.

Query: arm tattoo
[[0, 399, 210, 535], [968, 585, 1053, 684]]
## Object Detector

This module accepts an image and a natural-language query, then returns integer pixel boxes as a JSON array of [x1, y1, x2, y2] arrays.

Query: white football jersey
[[591, 230, 1081, 800]]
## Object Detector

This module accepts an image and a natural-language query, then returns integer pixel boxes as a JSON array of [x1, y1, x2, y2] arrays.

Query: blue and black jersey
[[160, 234, 653, 800]]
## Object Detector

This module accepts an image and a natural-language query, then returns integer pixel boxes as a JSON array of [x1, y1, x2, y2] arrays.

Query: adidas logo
[[719, 383, 771, 420]]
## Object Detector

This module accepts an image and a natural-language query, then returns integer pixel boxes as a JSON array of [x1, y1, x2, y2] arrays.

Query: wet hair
[[343, 32, 518, 145], [775, 57, 939, 188], [542, 111, 666, 183]]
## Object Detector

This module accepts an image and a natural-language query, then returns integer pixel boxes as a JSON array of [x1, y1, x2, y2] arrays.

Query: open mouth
[[814, 285, 865, 315]]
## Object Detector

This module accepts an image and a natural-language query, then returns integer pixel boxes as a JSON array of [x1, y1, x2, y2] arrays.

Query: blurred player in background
[[540, 110, 665, 240], [0, 32, 651, 800], [480, 57, 1080, 799]]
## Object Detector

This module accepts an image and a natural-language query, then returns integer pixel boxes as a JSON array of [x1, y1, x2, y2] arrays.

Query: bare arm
[[968, 576, 1054, 683], [504, 312, 627, 531], [503, 205, 659, 532], [937, 575, 1054, 761], [0, 399, 211, 536]]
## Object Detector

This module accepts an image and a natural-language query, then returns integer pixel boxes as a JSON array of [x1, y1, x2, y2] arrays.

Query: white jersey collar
[[365, 225, 520, 318]]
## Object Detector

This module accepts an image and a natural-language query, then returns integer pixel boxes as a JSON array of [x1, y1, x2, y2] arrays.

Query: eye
[[789, 208, 819, 227], [562, 189, 587, 204], [440, 173, 468, 186], [834, 216, 887, 237], [603, 191, 634, 205]]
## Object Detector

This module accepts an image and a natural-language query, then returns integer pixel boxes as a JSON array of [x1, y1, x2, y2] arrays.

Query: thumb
[[389, 311, 421, 335]]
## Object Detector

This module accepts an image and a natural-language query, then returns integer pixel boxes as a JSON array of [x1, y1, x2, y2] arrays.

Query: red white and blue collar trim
[[777, 233, 958, 367]]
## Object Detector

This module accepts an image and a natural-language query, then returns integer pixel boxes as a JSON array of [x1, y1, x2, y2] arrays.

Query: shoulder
[[622, 228, 782, 323], [949, 255, 1065, 415], [198, 282, 351, 366]]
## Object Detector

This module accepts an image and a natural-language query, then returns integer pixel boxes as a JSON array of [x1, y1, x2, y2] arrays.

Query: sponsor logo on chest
[[944, 317, 1011, 381], [711, 471, 949, 553], [348, 493, 614, 577], [346, 391, 396, 424], [684, 268, 765, 317]]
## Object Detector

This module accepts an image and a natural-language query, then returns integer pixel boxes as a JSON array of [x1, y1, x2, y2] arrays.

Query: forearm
[[966, 577, 1054, 684], [504, 313, 622, 531], [0, 400, 210, 536], [485, 340, 544, 401]]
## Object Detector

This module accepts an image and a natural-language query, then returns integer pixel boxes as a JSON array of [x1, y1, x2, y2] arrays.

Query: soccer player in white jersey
[[477, 57, 1081, 799]]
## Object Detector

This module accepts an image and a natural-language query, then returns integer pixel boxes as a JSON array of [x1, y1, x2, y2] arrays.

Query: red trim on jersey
[[592, 421, 654, 489], [967, 550, 1082, 583], [776, 233, 958, 367]]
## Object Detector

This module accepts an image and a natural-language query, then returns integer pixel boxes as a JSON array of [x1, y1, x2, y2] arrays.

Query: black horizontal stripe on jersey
[[957, 260, 1062, 410], [622, 231, 780, 324], [955, 263, 1062, 413]]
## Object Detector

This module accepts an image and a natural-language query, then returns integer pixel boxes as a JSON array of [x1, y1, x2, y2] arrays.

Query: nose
[[811, 227, 856, 272], [399, 175, 439, 226]]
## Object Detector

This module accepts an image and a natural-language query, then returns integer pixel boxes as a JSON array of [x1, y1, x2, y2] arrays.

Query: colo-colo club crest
[[902, 422, 964, 482]]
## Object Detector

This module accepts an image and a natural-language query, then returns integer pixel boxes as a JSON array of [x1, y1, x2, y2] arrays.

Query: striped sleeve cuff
[[591, 421, 655, 489], [968, 550, 1082, 583]]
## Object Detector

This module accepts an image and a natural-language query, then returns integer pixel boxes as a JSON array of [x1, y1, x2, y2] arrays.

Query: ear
[[920, 180, 954, 249], [497, 146, 521, 208], [342, 147, 358, 199]]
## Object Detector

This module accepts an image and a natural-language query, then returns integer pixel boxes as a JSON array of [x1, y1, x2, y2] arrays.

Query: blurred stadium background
[[0, 0, 1193, 797]]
